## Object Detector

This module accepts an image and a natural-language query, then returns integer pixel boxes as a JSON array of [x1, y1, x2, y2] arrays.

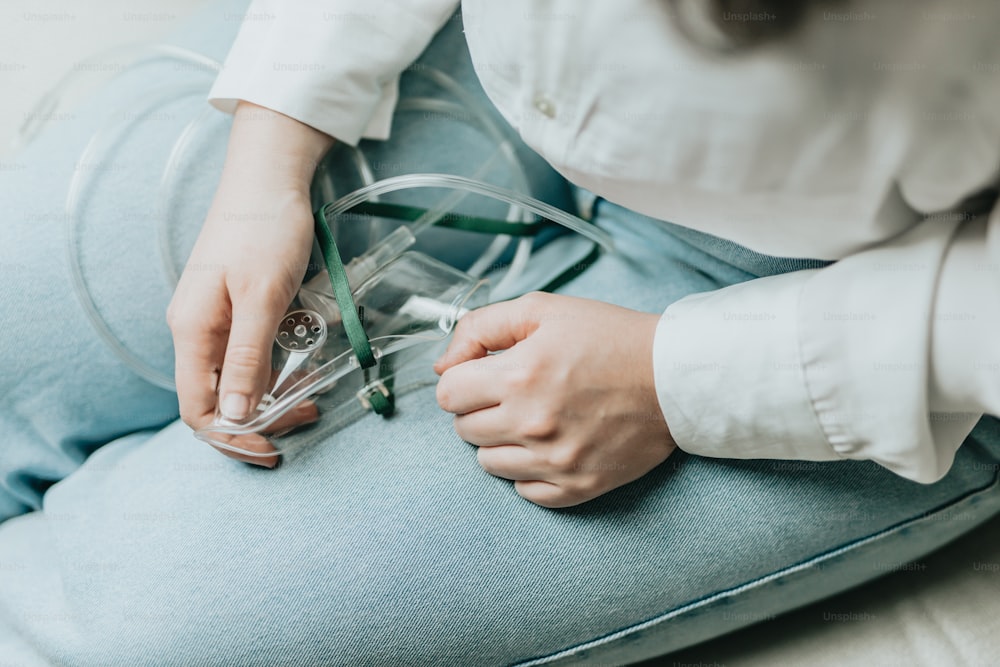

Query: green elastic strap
[[536, 241, 601, 294], [349, 201, 553, 236], [348, 201, 601, 294], [314, 206, 394, 417]]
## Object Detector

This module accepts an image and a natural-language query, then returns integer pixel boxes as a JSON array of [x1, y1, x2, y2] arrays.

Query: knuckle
[[166, 307, 196, 335], [454, 309, 473, 331], [452, 310, 478, 339], [165, 302, 178, 329], [224, 343, 267, 375], [547, 446, 580, 473], [178, 407, 205, 431], [518, 291, 548, 310], [505, 365, 538, 391], [518, 411, 559, 441], [475, 447, 494, 472], [453, 415, 472, 443], [230, 276, 291, 309], [435, 379, 454, 412], [178, 409, 195, 428]]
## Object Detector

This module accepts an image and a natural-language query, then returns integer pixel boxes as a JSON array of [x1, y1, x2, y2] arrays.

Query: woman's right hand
[[167, 102, 335, 466]]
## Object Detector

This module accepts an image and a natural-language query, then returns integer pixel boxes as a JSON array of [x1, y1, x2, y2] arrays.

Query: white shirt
[[210, 0, 1000, 483]]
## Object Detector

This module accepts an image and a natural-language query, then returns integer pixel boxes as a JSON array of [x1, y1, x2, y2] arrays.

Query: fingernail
[[221, 393, 250, 420]]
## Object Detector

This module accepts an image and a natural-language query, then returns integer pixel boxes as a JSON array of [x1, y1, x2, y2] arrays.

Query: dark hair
[[669, 0, 835, 51]]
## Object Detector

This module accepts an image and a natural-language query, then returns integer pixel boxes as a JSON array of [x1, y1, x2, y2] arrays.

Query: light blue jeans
[[3, 2, 1000, 665]]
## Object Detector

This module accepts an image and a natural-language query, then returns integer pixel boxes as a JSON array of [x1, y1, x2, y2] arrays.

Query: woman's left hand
[[434, 292, 676, 508]]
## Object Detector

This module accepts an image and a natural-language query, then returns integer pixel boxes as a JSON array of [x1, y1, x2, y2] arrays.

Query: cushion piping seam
[[514, 469, 1000, 666]]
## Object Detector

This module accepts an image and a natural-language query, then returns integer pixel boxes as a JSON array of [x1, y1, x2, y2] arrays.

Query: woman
[[2, 0, 1000, 664]]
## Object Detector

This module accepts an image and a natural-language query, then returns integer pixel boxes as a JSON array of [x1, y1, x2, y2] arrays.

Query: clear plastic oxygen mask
[[194, 177, 613, 459]]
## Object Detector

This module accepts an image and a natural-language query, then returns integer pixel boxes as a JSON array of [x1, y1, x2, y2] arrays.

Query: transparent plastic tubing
[[66, 83, 213, 391], [40, 44, 222, 391], [15, 43, 220, 151], [320, 174, 615, 253], [410, 66, 537, 292], [156, 103, 226, 288], [393, 88, 534, 294]]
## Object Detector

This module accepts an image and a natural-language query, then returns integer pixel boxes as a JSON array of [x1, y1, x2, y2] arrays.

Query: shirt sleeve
[[208, 0, 460, 145], [653, 203, 1000, 484]]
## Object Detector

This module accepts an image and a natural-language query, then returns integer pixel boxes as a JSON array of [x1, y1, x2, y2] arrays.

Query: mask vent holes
[[277, 309, 327, 352]]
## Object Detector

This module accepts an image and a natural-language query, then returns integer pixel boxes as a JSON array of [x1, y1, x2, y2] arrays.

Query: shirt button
[[533, 94, 557, 119]]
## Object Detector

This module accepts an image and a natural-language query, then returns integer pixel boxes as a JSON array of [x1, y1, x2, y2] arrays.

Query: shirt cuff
[[653, 271, 841, 462], [653, 210, 975, 484], [796, 212, 970, 482], [207, 0, 458, 145]]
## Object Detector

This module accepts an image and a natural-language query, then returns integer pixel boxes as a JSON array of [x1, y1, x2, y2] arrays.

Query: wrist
[[222, 101, 336, 194]]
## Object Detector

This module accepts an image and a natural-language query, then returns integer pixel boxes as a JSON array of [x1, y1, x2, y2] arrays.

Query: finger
[[202, 431, 280, 469], [513, 480, 578, 508], [433, 292, 545, 374], [476, 445, 546, 481], [435, 358, 507, 414], [452, 407, 519, 446], [262, 399, 320, 435], [207, 399, 318, 468], [169, 283, 228, 431], [217, 293, 284, 422]]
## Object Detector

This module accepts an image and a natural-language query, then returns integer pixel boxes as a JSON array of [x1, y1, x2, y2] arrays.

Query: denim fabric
[[2, 1, 1000, 665]]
